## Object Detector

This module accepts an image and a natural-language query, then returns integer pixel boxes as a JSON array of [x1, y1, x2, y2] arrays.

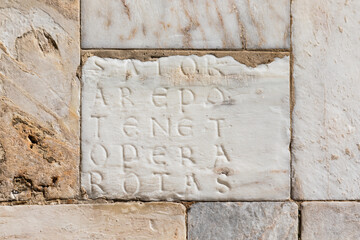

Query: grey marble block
[[188, 202, 298, 240]]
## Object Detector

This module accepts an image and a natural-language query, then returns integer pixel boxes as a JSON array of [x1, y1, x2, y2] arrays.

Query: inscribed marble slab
[[81, 55, 290, 200]]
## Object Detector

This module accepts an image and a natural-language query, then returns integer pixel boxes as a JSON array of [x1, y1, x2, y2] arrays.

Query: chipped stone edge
[[81, 50, 290, 68]]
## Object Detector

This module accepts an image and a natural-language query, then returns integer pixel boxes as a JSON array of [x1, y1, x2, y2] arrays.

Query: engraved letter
[[123, 117, 138, 137], [214, 144, 230, 167], [125, 61, 140, 76], [151, 146, 167, 165], [122, 173, 140, 195], [95, 86, 108, 106], [89, 171, 104, 195], [186, 174, 201, 192], [216, 175, 231, 193], [91, 115, 107, 139], [208, 58, 225, 76], [154, 172, 170, 191], [180, 146, 195, 165], [152, 87, 168, 107], [207, 87, 225, 104], [180, 89, 195, 112], [181, 57, 197, 75], [177, 118, 193, 136], [119, 87, 134, 106], [209, 118, 225, 137], [123, 144, 138, 163], [151, 118, 170, 136], [90, 144, 108, 165]]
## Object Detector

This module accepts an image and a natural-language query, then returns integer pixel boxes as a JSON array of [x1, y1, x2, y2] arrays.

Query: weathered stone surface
[[82, 50, 290, 68], [0, 202, 186, 239], [81, 55, 290, 201], [188, 202, 298, 240], [0, 0, 80, 200], [292, 0, 360, 199], [81, 0, 290, 49], [0, 99, 78, 201], [301, 202, 360, 240]]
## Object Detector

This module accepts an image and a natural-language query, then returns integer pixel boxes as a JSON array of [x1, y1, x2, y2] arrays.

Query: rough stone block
[[301, 202, 360, 240], [81, 0, 290, 49], [0, 0, 80, 200], [292, 0, 360, 199], [0, 203, 186, 239], [81, 55, 290, 201], [188, 202, 298, 240]]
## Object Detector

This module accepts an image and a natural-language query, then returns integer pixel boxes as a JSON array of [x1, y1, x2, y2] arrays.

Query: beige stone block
[[0, 0, 80, 200], [0, 203, 186, 239], [301, 202, 360, 240]]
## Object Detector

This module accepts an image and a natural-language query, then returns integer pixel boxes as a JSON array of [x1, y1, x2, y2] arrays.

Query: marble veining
[[81, 0, 290, 49]]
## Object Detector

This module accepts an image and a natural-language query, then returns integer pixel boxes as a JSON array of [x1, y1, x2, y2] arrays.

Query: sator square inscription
[[81, 55, 290, 200]]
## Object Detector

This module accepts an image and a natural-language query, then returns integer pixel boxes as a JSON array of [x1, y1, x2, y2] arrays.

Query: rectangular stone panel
[[0, 203, 186, 239], [301, 202, 360, 240], [81, 55, 290, 201], [292, 0, 360, 200], [188, 202, 298, 240], [0, 0, 80, 201], [81, 0, 290, 49]]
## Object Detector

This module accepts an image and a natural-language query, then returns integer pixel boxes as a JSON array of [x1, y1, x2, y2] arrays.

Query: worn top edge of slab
[[83, 55, 290, 73], [81, 50, 290, 68]]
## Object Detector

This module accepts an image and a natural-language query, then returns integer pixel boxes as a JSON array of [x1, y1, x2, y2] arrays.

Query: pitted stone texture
[[0, 0, 80, 200], [81, 55, 290, 201], [188, 202, 298, 240], [292, 0, 360, 200], [301, 202, 360, 240], [0, 99, 78, 201], [81, 0, 290, 49], [0, 203, 186, 239]]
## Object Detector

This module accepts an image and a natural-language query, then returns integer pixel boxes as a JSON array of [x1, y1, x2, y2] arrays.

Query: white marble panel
[[81, 0, 290, 49], [292, 0, 360, 200], [81, 55, 290, 200]]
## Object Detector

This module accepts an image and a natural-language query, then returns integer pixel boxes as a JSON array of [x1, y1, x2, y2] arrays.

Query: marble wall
[[0, 0, 359, 239]]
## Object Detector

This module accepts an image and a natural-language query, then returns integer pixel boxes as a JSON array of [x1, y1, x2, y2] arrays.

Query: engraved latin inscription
[[81, 55, 290, 201]]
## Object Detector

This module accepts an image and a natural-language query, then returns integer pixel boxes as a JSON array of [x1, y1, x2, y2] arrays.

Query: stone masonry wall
[[0, 0, 359, 239]]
